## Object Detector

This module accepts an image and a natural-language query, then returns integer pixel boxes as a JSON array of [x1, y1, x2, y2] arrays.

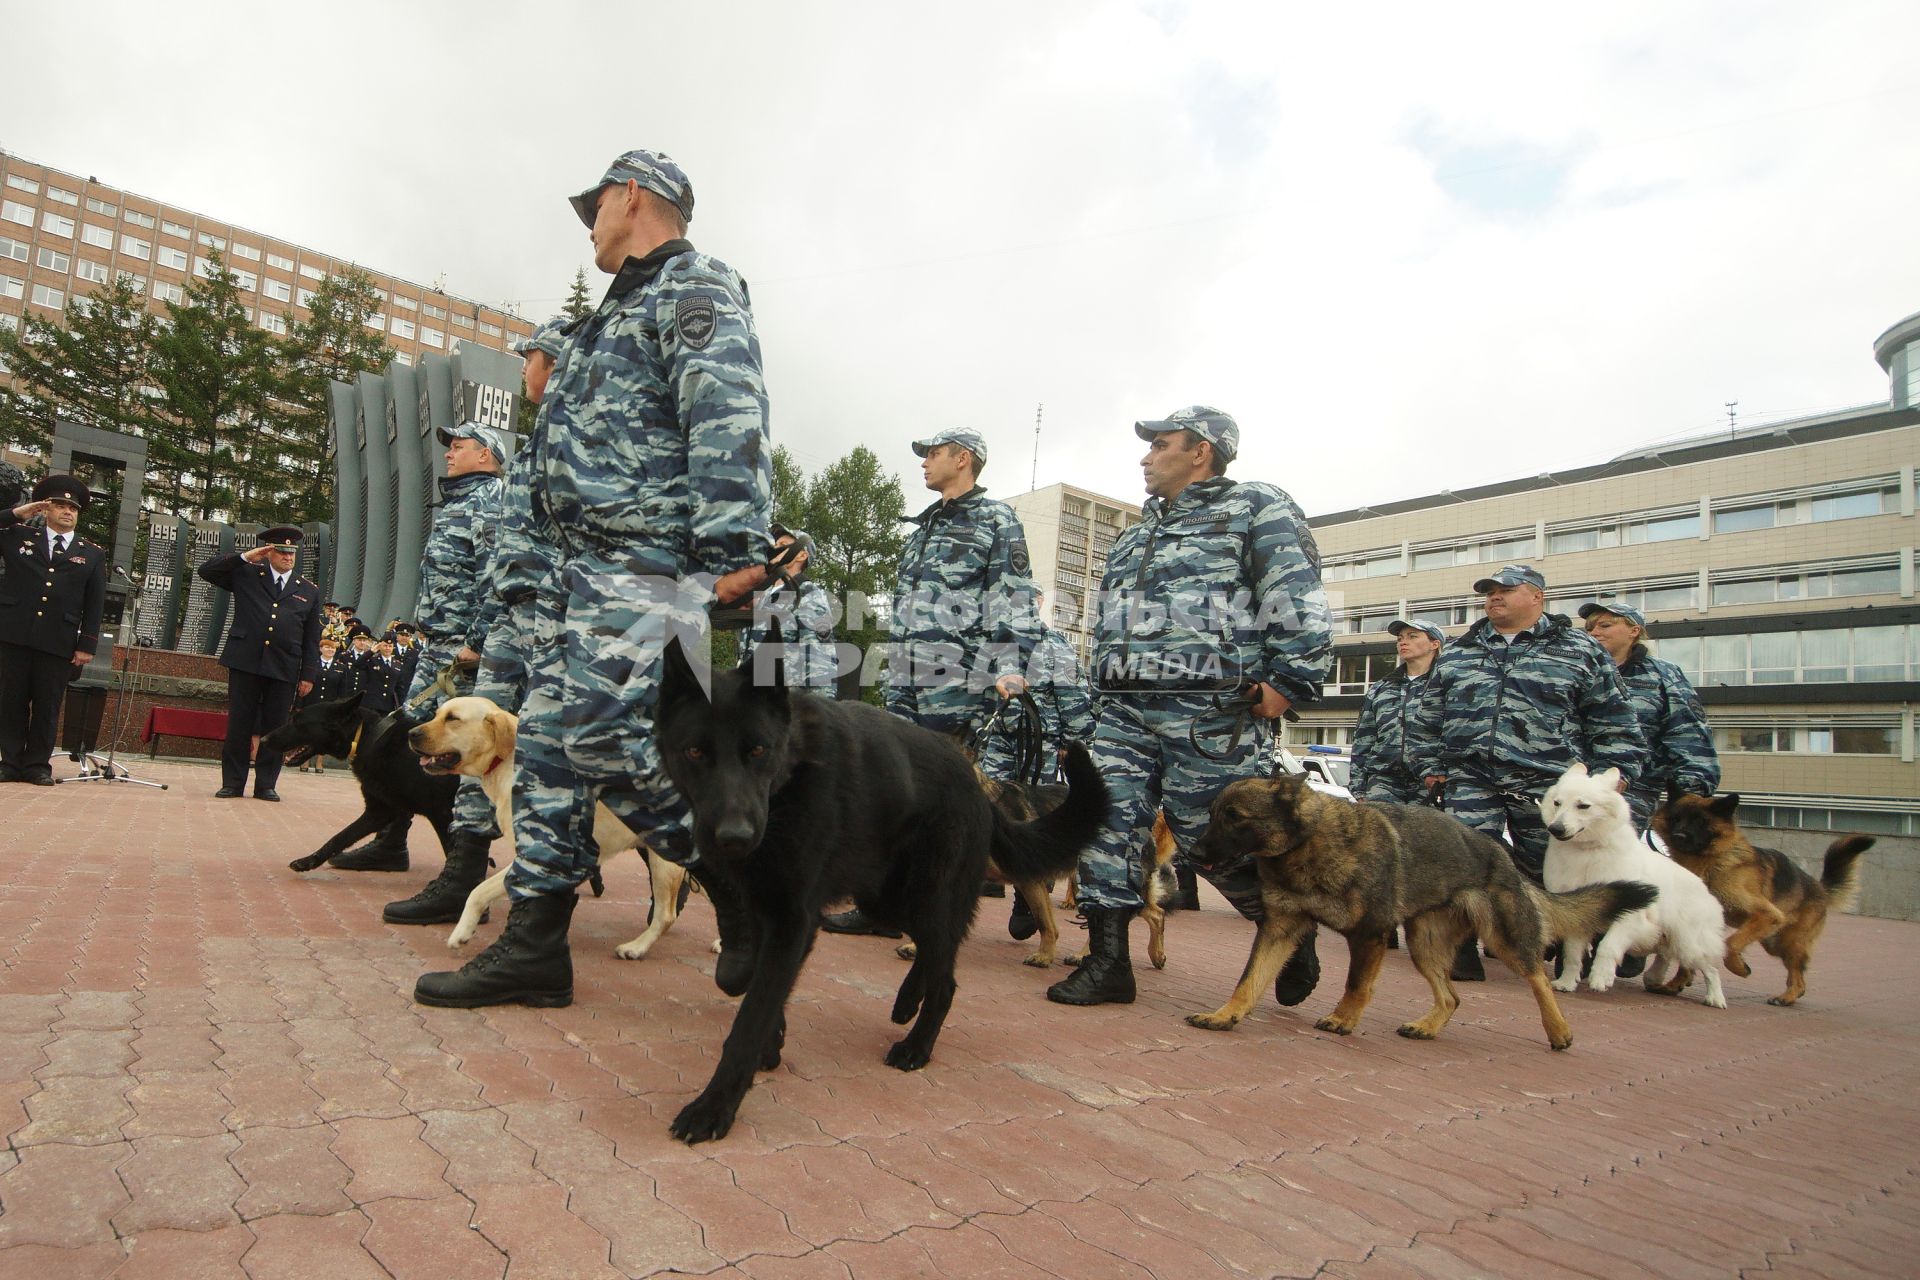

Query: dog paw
[[884, 1039, 932, 1071], [669, 1093, 738, 1145], [1588, 976, 1615, 994], [1550, 1034, 1573, 1052], [1725, 953, 1751, 977], [613, 941, 654, 961], [1551, 977, 1580, 994], [1022, 952, 1053, 969], [1314, 1017, 1354, 1036], [1766, 995, 1796, 1007], [1185, 1011, 1239, 1032], [287, 854, 326, 873], [894, 942, 917, 961], [1396, 1023, 1436, 1041]]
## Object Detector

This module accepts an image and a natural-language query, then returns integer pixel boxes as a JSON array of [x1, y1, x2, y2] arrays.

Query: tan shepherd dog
[[1653, 789, 1872, 1006], [1186, 775, 1656, 1050]]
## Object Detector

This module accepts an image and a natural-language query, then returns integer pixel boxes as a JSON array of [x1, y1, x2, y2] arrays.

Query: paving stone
[[111, 1132, 244, 1233], [0, 1140, 131, 1247], [419, 1107, 544, 1190], [111, 1223, 254, 1278], [240, 1209, 387, 1279], [17, 1075, 134, 1146], [220, 1063, 325, 1129], [465, 1181, 623, 1280], [565, 1168, 726, 1276], [331, 1114, 453, 1203], [361, 1194, 507, 1279], [231, 1124, 354, 1218], [0, 1241, 124, 1277]]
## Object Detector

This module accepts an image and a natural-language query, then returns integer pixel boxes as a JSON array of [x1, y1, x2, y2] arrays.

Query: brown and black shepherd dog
[[1653, 789, 1873, 1006], [1187, 774, 1656, 1050]]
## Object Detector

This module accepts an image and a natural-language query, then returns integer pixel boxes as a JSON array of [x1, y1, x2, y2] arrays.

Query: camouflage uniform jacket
[[741, 577, 840, 689], [1350, 666, 1431, 795], [525, 238, 769, 586], [888, 486, 1044, 703], [414, 469, 504, 651], [1406, 612, 1646, 794], [1091, 477, 1331, 703], [1032, 628, 1096, 749], [1618, 646, 1720, 799], [484, 317, 581, 632]]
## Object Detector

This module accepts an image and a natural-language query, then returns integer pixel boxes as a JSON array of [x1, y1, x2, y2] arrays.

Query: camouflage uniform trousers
[[1359, 771, 1428, 806], [1443, 780, 1549, 884], [1073, 693, 1264, 919], [978, 733, 1058, 784], [502, 566, 697, 902], [474, 601, 536, 716], [1626, 787, 1659, 836], [403, 638, 495, 840]]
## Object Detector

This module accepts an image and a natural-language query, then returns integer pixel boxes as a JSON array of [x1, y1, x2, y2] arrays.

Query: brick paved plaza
[[1, 760, 1915, 1278]]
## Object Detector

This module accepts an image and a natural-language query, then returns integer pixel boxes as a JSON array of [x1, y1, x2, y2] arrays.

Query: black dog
[[654, 638, 1110, 1144], [261, 693, 458, 873]]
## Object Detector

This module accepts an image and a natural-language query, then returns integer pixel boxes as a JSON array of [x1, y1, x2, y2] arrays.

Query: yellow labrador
[[410, 696, 691, 961]]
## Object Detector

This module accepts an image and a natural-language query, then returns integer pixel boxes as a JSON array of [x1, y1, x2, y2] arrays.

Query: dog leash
[[971, 691, 1047, 785], [1188, 680, 1299, 763]]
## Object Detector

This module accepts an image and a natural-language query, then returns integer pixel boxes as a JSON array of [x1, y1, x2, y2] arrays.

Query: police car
[[1273, 744, 1355, 800]]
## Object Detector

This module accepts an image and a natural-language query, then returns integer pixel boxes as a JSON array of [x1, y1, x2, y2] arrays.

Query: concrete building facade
[[1005, 481, 1145, 661]]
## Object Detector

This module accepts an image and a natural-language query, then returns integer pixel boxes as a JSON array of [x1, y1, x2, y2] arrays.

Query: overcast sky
[[8, 1, 1918, 520]]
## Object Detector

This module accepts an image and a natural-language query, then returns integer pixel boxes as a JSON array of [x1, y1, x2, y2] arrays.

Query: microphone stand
[[63, 568, 169, 790]]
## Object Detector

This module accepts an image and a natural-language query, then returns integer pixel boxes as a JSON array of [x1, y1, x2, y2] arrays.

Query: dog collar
[[482, 755, 504, 777], [346, 724, 365, 764]]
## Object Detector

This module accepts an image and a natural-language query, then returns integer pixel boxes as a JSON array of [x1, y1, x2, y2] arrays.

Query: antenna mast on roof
[[1031, 403, 1043, 491], [1725, 400, 1738, 440]]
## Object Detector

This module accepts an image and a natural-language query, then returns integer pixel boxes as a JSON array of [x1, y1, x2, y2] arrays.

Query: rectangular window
[[419, 327, 443, 347], [258, 312, 286, 335], [299, 262, 324, 280], [85, 197, 116, 216], [36, 247, 71, 272], [121, 234, 151, 260], [192, 256, 216, 279], [1711, 577, 1776, 607], [267, 252, 294, 270], [4, 174, 38, 194], [422, 302, 445, 319], [296, 287, 315, 307], [157, 246, 188, 270], [391, 351, 411, 366], [124, 210, 155, 229], [41, 212, 74, 237], [75, 259, 109, 284], [0, 235, 25, 262], [391, 317, 415, 339], [392, 295, 417, 311], [1659, 635, 1701, 680], [47, 187, 78, 206], [1638, 513, 1700, 542], [161, 220, 190, 239], [1831, 726, 1898, 755], [197, 231, 226, 250], [262, 278, 292, 302], [0, 274, 23, 299], [479, 321, 501, 337], [229, 242, 261, 261], [231, 269, 257, 291], [80, 223, 113, 249], [0, 200, 31, 226], [116, 273, 145, 293], [451, 313, 472, 329], [364, 312, 386, 331], [153, 280, 184, 304], [30, 284, 64, 309]]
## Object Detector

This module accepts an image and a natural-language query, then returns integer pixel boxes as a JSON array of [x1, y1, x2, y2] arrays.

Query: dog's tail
[[1820, 835, 1874, 913], [989, 741, 1110, 884], [1532, 880, 1659, 943]]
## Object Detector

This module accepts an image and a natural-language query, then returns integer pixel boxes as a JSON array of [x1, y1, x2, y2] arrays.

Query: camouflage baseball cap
[[1133, 405, 1239, 461], [912, 428, 989, 463], [512, 316, 569, 360], [570, 150, 695, 228], [1387, 619, 1446, 643], [1578, 601, 1647, 628], [1472, 564, 1546, 593], [438, 422, 507, 461]]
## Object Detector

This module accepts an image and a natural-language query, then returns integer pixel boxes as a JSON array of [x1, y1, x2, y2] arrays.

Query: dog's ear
[[1566, 761, 1589, 778], [1665, 781, 1685, 809], [658, 636, 709, 724], [484, 708, 516, 755], [1593, 766, 1621, 792], [1709, 792, 1741, 819], [338, 690, 363, 713]]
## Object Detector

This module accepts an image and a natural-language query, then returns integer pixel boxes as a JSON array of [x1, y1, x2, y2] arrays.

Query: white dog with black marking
[[410, 696, 691, 960], [1539, 763, 1729, 1008]]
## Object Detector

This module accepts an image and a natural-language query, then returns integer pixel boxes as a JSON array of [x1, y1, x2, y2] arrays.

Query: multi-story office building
[[1005, 481, 1145, 660], [1292, 311, 1920, 835], [0, 148, 534, 381]]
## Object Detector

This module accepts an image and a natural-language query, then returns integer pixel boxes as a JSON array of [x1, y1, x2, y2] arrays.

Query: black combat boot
[[1274, 928, 1321, 1006], [694, 863, 759, 998], [1174, 862, 1201, 911], [383, 831, 494, 925], [1450, 937, 1486, 982], [1046, 907, 1136, 1005], [333, 816, 413, 871], [413, 892, 576, 1008], [820, 907, 903, 939], [1008, 890, 1038, 941]]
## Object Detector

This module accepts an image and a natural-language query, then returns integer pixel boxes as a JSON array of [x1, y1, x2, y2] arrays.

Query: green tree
[[147, 250, 280, 520], [277, 267, 393, 522], [0, 273, 160, 456], [562, 267, 593, 321]]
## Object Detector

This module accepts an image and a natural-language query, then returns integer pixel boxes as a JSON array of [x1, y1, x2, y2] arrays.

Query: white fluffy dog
[[1539, 764, 1729, 1009], [410, 696, 690, 960]]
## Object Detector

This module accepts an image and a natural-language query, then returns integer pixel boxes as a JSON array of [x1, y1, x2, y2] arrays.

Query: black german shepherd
[[260, 693, 458, 873], [654, 637, 1110, 1144]]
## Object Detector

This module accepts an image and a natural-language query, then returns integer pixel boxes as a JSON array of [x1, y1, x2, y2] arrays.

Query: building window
[[1548, 509, 1700, 554], [419, 326, 443, 348], [364, 312, 386, 331], [47, 187, 78, 206], [391, 350, 411, 366], [4, 174, 38, 194], [161, 220, 191, 239], [1708, 559, 1901, 607], [267, 252, 294, 270], [157, 246, 188, 270], [153, 280, 184, 304], [30, 284, 65, 309], [258, 312, 286, 335], [1713, 499, 1796, 534], [40, 211, 75, 237], [1544, 578, 1698, 616], [0, 274, 23, 299], [422, 302, 445, 319], [191, 256, 215, 279], [231, 269, 257, 291], [299, 262, 324, 280], [36, 247, 71, 272], [479, 321, 501, 337], [0, 200, 32, 227], [296, 288, 315, 308], [116, 273, 146, 292], [230, 242, 261, 261], [1809, 483, 1901, 523], [80, 223, 113, 249], [76, 259, 109, 285], [1660, 624, 1915, 687], [1324, 547, 1403, 582], [1714, 723, 1899, 756], [121, 235, 151, 260], [0, 235, 25, 262], [85, 197, 116, 216], [263, 278, 292, 302], [124, 210, 155, 229], [451, 313, 472, 329], [391, 317, 415, 339], [392, 295, 417, 311], [1331, 605, 1401, 637], [197, 231, 226, 250], [1410, 527, 1535, 571]]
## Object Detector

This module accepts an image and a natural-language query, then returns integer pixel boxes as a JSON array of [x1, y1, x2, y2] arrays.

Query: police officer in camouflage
[[414, 151, 772, 1009], [335, 422, 506, 874], [997, 623, 1098, 939], [1406, 565, 1646, 980], [741, 523, 841, 690], [1350, 619, 1444, 804], [1579, 601, 1719, 830], [1048, 407, 1332, 1008]]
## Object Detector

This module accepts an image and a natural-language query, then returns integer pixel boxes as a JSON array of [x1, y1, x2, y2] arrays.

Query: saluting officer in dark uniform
[[198, 525, 322, 800], [0, 475, 108, 785]]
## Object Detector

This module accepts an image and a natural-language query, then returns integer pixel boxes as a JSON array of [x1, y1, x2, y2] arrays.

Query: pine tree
[[563, 267, 593, 321], [277, 268, 393, 522], [0, 273, 160, 457]]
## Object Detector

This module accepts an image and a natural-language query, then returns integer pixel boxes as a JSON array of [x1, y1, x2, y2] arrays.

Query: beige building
[[1005, 481, 1145, 660], [1292, 312, 1920, 836], [0, 149, 534, 381]]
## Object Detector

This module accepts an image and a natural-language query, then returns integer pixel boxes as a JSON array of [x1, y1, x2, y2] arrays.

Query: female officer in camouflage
[[1350, 619, 1443, 804], [1579, 602, 1719, 831]]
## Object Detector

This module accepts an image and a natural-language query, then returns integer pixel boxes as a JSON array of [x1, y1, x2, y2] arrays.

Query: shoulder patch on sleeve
[[676, 295, 716, 350], [1009, 541, 1031, 575]]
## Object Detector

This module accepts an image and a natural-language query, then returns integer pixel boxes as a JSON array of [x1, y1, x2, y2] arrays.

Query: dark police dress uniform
[[0, 485, 107, 783], [198, 529, 322, 797]]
